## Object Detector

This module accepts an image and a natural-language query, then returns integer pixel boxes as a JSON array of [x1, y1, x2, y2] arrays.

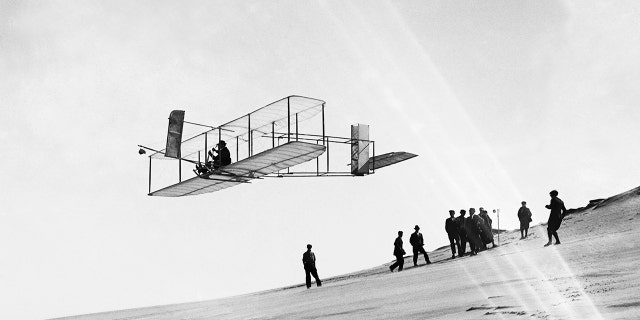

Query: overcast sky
[[2, 1, 640, 319]]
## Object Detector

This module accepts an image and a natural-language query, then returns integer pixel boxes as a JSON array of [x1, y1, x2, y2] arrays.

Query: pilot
[[196, 140, 232, 174], [208, 140, 231, 168]]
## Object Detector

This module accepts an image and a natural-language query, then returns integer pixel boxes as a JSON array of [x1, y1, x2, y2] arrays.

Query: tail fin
[[165, 110, 185, 158]]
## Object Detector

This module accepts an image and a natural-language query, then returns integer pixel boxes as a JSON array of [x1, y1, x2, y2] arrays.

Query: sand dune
[[55, 186, 640, 319]]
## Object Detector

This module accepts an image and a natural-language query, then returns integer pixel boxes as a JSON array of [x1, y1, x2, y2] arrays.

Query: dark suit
[[457, 216, 468, 256], [409, 231, 431, 266], [302, 251, 322, 288], [209, 147, 231, 167], [389, 236, 405, 271], [445, 217, 460, 256]]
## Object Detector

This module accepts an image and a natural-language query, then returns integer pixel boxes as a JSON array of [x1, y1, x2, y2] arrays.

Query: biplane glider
[[138, 96, 417, 197]]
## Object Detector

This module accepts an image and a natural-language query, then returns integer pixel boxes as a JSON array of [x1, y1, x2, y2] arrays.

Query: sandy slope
[[56, 187, 640, 319]]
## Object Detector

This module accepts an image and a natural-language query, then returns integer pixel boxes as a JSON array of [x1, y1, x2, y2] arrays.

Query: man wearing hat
[[445, 210, 460, 259], [409, 225, 431, 266], [208, 140, 231, 168], [518, 201, 532, 239], [457, 210, 468, 257], [196, 140, 232, 174], [302, 244, 322, 288]]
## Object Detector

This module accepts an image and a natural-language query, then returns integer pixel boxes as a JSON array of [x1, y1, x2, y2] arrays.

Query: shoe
[[427, 261, 432, 265], [451, 255, 456, 259], [389, 266, 393, 272], [317, 283, 322, 287], [544, 242, 552, 247], [554, 242, 561, 245]]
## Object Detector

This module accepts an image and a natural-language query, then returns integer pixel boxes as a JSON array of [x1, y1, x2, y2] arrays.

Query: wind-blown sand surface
[[56, 187, 640, 319]]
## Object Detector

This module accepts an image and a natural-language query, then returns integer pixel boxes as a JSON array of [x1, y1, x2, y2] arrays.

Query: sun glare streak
[[327, 1, 528, 213], [542, 246, 604, 319], [479, 246, 546, 315]]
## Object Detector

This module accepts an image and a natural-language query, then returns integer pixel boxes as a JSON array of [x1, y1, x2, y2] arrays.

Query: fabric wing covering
[[149, 96, 325, 162], [367, 152, 418, 171], [150, 141, 326, 197]]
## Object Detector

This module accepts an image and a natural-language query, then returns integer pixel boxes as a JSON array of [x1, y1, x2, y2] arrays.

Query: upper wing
[[149, 141, 326, 197], [150, 96, 326, 162]]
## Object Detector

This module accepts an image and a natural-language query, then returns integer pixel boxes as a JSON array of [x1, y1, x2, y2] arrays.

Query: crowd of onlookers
[[389, 207, 497, 272], [389, 190, 568, 272], [306, 190, 567, 287]]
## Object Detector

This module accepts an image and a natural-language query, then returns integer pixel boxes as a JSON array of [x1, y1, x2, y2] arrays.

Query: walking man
[[544, 190, 566, 247], [409, 225, 432, 266], [518, 201, 532, 239], [389, 231, 405, 272], [445, 210, 460, 259], [302, 244, 322, 288]]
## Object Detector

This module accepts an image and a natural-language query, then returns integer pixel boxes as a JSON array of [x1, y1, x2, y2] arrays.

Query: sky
[[1, 1, 640, 319]]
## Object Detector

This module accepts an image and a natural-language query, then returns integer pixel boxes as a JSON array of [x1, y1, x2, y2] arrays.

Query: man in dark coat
[[196, 140, 232, 174], [302, 244, 322, 288], [544, 190, 566, 247], [466, 208, 483, 255], [457, 210, 468, 257], [389, 231, 405, 272], [445, 210, 460, 259], [409, 225, 431, 266], [518, 201, 533, 239], [209, 140, 231, 167], [478, 208, 495, 248]]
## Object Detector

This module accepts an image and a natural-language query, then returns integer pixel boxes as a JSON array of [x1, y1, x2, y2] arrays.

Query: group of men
[[303, 190, 567, 288], [444, 207, 497, 259], [388, 208, 496, 273]]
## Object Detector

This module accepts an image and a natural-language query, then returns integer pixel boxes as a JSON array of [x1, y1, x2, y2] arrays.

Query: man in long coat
[[478, 208, 495, 248], [518, 201, 532, 239], [466, 208, 483, 255], [545, 190, 566, 247]]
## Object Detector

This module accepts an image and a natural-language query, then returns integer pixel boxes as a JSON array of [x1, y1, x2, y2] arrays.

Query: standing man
[[457, 210, 468, 257], [518, 201, 533, 239], [445, 210, 460, 259], [302, 244, 322, 288], [409, 225, 432, 266], [466, 208, 483, 255], [478, 208, 496, 248], [544, 190, 566, 247], [389, 231, 405, 272]]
